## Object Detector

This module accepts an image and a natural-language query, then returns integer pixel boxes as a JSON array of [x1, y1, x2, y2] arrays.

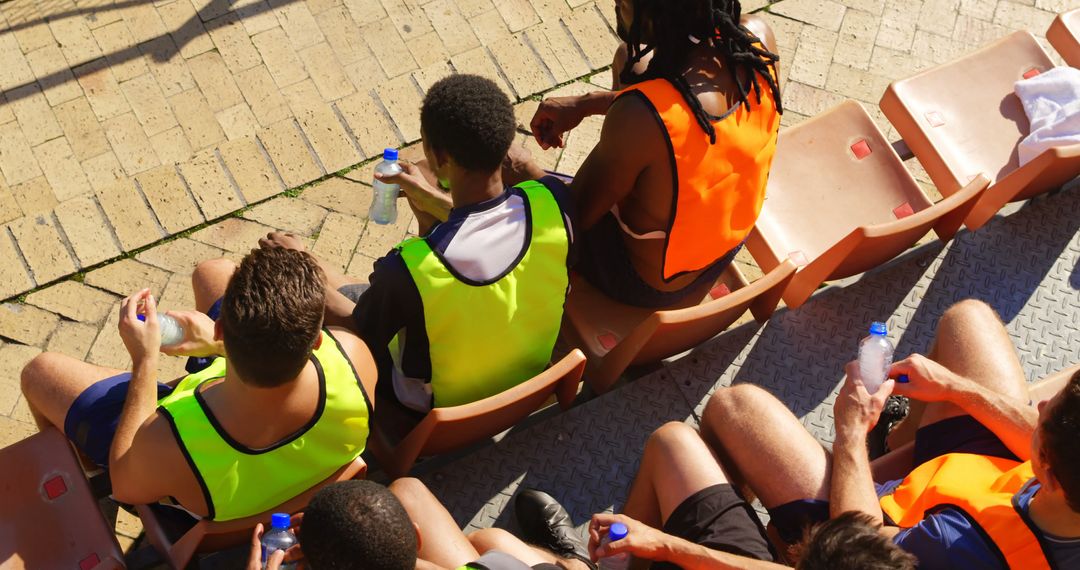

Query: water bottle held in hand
[[260, 513, 298, 570], [858, 322, 894, 394], [598, 522, 631, 570], [370, 148, 402, 225], [137, 313, 184, 347]]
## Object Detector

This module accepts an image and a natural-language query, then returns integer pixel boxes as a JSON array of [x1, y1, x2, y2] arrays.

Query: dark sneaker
[[515, 489, 595, 568], [868, 395, 910, 459]]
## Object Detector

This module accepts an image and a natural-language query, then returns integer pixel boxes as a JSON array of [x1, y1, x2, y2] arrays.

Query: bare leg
[[622, 422, 732, 528], [21, 352, 127, 433], [191, 258, 238, 313], [256, 234, 366, 291], [913, 299, 1028, 427], [701, 385, 831, 508], [389, 478, 479, 568], [467, 528, 560, 566]]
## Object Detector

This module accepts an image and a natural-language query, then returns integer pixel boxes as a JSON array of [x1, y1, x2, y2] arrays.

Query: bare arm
[[324, 288, 360, 329], [663, 538, 790, 569], [830, 364, 896, 526], [890, 355, 1038, 460], [568, 95, 659, 231]]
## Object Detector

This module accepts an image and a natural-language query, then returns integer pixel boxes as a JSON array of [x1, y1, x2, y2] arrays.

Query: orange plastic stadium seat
[[369, 350, 586, 479], [136, 457, 366, 569], [1048, 9, 1080, 68], [561, 262, 796, 395], [745, 99, 989, 310], [880, 31, 1080, 231], [0, 428, 125, 569]]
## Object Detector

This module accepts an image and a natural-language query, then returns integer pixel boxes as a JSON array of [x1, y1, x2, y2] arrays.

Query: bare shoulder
[[740, 14, 778, 54], [324, 327, 378, 397]]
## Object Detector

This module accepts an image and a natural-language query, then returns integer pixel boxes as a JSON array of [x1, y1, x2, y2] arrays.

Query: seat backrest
[[371, 350, 586, 478], [0, 428, 125, 570], [138, 456, 367, 568], [1048, 9, 1080, 68], [750, 100, 933, 273], [880, 31, 1055, 195]]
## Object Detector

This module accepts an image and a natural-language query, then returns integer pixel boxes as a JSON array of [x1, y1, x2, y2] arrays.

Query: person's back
[[532, 0, 782, 308], [347, 75, 575, 413], [20, 247, 377, 521]]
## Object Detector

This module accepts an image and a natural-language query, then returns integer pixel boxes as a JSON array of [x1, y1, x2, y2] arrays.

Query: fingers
[[248, 523, 265, 569], [266, 549, 286, 570]]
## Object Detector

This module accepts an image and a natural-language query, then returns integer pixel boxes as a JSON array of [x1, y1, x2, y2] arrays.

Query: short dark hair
[[300, 481, 417, 570], [420, 74, 515, 172], [219, 248, 325, 387], [795, 512, 916, 570], [1041, 371, 1080, 511]]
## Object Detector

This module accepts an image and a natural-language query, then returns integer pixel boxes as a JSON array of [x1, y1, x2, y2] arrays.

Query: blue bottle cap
[[609, 522, 628, 541], [271, 513, 291, 530], [137, 314, 146, 322], [870, 322, 887, 335], [383, 148, 399, 161]]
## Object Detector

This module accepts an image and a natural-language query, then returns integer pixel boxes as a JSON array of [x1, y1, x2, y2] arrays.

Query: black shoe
[[515, 489, 595, 567], [868, 395, 910, 460]]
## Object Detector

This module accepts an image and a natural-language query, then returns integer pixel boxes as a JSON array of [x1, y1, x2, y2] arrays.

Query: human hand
[[119, 289, 160, 365], [834, 361, 895, 437], [531, 96, 588, 149], [587, 513, 673, 561], [247, 522, 305, 570], [375, 161, 450, 222], [259, 231, 307, 252], [889, 354, 963, 403], [160, 310, 222, 358]]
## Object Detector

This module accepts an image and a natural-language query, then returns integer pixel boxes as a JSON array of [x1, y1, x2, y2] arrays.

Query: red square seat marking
[[597, 332, 618, 351], [925, 111, 945, 127], [850, 139, 871, 159], [709, 283, 731, 299], [893, 202, 915, 219], [43, 475, 67, 499], [79, 554, 101, 570], [788, 251, 808, 267], [1023, 68, 1041, 79]]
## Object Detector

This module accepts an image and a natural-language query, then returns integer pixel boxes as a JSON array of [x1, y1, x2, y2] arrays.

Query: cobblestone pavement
[[0, 0, 1077, 558]]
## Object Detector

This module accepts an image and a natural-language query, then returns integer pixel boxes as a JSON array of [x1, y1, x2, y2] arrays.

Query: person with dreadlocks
[[525, 0, 782, 308]]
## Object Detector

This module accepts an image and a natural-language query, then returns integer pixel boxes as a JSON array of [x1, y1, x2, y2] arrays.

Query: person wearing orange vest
[[694, 300, 1080, 568], [520, 0, 783, 308]]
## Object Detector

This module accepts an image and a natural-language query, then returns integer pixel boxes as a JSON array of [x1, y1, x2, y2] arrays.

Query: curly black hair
[[622, 0, 782, 144], [1042, 370, 1080, 511], [420, 74, 516, 172], [300, 481, 417, 570]]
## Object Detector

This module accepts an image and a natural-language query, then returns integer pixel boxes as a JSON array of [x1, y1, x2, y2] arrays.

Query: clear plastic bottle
[[598, 522, 631, 570], [369, 148, 402, 225], [858, 322, 894, 394], [260, 513, 298, 570], [137, 313, 184, 347]]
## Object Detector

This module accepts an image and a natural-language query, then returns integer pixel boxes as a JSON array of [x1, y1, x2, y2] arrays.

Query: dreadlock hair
[[620, 0, 783, 144]]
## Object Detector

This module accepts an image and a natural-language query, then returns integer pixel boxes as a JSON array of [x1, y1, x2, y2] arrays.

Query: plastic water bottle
[[370, 148, 402, 225], [598, 522, 631, 570], [858, 322, 894, 394], [260, 513, 298, 569], [137, 313, 184, 347]]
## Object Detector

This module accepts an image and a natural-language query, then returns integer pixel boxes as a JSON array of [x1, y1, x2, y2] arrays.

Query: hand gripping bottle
[[137, 313, 184, 348], [370, 148, 402, 225], [858, 322, 894, 394], [598, 522, 631, 570], [260, 513, 298, 569]]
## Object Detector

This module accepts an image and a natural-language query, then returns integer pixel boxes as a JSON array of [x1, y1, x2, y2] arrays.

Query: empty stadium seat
[[0, 427, 125, 569], [746, 100, 989, 309], [880, 31, 1080, 230]]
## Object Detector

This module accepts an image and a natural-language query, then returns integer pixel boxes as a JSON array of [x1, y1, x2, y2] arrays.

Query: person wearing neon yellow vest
[[20, 248, 378, 522], [265, 74, 574, 417]]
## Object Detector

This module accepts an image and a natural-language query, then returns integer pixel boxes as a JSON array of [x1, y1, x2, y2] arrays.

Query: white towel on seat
[[1014, 66, 1080, 166]]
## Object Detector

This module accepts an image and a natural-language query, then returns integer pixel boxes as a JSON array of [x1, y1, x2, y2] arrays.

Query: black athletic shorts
[[653, 483, 776, 568]]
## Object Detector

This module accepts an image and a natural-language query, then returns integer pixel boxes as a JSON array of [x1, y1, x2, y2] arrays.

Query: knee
[[942, 299, 996, 324], [467, 527, 513, 553], [703, 384, 776, 428], [646, 421, 699, 453], [192, 258, 237, 286], [20, 352, 63, 396], [388, 477, 430, 510]]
